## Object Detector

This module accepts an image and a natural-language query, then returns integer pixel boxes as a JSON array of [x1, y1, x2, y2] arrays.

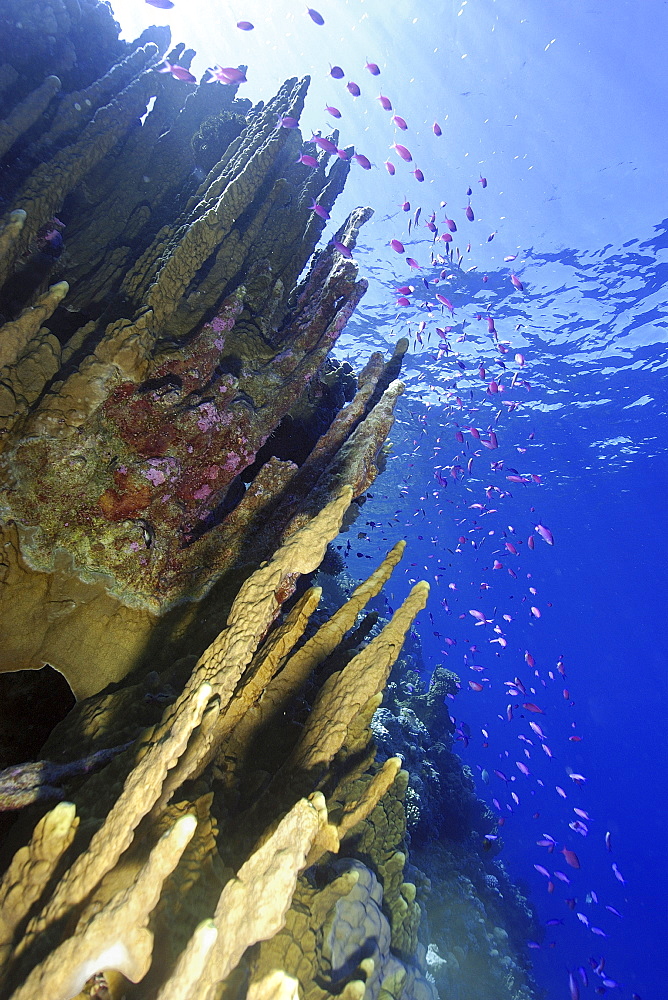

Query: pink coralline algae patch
[[94, 291, 265, 546], [144, 467, 166, 486], [196, 402, 222, 433]]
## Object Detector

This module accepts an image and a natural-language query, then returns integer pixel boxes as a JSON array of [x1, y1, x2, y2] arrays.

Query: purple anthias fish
[[330, 240, 352, 258], [309, 200, 330, 221], [207, 65, 247, 85], [392, 142, 412, 161], [365, 61, 380, 74], [352, 153, 371, 169], [157, 60, 196, 82], [310, 134, 338, 154], [307, 8, 325, 25]]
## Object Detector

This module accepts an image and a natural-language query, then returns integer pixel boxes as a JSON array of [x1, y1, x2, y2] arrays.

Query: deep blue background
[[109, 2, 668, 995]]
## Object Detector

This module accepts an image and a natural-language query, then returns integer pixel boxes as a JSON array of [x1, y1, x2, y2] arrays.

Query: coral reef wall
[[0, 0, 405, 698], [0, 6, 541, 1000]]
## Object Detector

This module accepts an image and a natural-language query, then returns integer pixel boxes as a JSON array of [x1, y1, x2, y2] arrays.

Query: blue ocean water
[[111, 2, 668, 996]]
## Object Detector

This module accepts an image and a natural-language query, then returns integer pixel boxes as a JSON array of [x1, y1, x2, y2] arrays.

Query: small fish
[[534, 864, 551, 878], [523, 702, 544, 714], [365, 61, 381, 75], [412, 167, 424, 181], [469, 680, 484, 691], [310, 134, 338, 154], [347, 81, 361, 97], [207, 65, 247, 84], [390, 239, 405, 254], [236, 20, 254, 30], [516, 761, 530, 776], [535, 523, 554, 545], [329, 65, 345, 79], [577, 912, 590, 927], [353, 153, 371, 169], [568, 972, 580, 1000], [590, 926, 608, 937], [391, 142, 412, 161], [465, 204, 475, 221], [377, 94, 393, 110], [511, 273, 524, 291], [392, 114, 408, 130], [605, 831, 612, 851], [556, 785, 567, 799], [433, 122, 442, 136], [436, 293, 454, 311], [296, 153, 318, 168], [479, 175, 488, 187], [330, 240, 352, 258], [146, 0, 174, 7], [612, 862, 627, 884], [309, 200, 330, 220], [385, 160, 396, 175], [278, 116, 299, 128], [561, 847, 581, 869], [158, 60, 196, 81], [406, 257, 421, 269], [325, 105, 341, 118], [307, 7, 325, 25], [401, 198, 411, 212]]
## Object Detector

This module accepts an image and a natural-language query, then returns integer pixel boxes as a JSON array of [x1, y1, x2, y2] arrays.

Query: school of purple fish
[[141, 3, 642, 996]]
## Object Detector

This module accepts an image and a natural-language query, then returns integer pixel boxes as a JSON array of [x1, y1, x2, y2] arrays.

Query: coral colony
[[0, 4, 543, 1000]]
